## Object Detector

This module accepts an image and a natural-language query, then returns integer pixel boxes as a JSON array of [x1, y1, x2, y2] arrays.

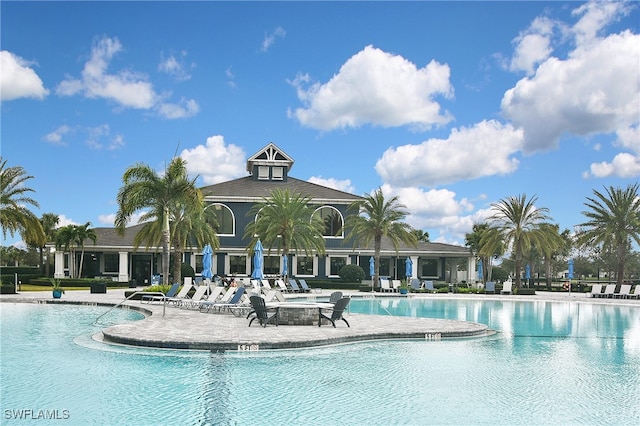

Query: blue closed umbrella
[[405, 257, 413, 278], [525, 264, 531, 280], [282, 255, 288, 277], [477, 259, 483, 281], [251, 240, 264, 280], [369, 256, 375, 277], [568, 259, 574, 280], [202, 244, 213, 280]]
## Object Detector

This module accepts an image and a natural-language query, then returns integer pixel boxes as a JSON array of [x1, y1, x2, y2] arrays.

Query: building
[[53, 143, 475, 285]]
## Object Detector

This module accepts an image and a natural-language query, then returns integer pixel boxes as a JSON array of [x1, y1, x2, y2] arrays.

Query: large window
[[313, 206, 344, 238], [296, 256, 314, 276], [103, 253, 118, 273], [263, 256, 280, 275], [421, 258, 438, 277], [329, 256, 347, 276], [258, 166, 269, 180], [229, 255, 246, 275], [209, 203, 234, 235]]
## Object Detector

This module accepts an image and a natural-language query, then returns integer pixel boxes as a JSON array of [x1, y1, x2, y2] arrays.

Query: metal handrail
[[94, 291, 167, 325]]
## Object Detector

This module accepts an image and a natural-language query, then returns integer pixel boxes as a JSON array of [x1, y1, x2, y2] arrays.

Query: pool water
[[1, 299, 639, 425]]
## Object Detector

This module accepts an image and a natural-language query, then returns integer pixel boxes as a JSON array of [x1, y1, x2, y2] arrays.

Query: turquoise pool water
[[1, 299, 639, 425]]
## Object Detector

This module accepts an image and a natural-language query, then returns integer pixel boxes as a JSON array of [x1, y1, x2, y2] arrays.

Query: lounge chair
[[602, 284, 616, 298], [391, 280, 402, 292], [423, 280, 435, 293], [199, 287, 236, 312], [501, 280, 513, 295], [261, 279, 272, 290], [203, 287, 247, 314], [485, 282, 496, 294], [319, 297, 351, 328], [614, 284, 632, 299], [328, 291, 343, 304], [293, 278, 309, 293], [248, 295, 279, 327], [289, 279, 302, 293], [589, 283, 603, 298], [628, 285, 640, 299], [179, 285, 209, 309], [165, 283, 193, 305], [299, 279, 321, 293], [380, 278, 392, 293], [410, 278, 421, 291], [275, 279, 291, 293], [141, 282, 180, 303]]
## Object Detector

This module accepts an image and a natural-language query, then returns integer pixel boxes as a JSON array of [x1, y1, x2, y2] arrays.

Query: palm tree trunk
[[78, 244, 86, 278], [374, 236, 381, 290], [162, 209, 171, 285]]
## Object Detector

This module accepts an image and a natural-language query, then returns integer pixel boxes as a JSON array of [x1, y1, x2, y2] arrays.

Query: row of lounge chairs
[[589, 283, 640, 299]]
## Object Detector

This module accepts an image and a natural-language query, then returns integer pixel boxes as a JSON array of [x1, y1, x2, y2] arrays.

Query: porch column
[[54, 251, 65, 279], [468, 257, 476, 287], [118, 251, 129, 282], [411, 256, 419, 279]]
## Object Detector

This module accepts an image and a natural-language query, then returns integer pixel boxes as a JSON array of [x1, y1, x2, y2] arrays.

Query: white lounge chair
[[178, 285, 209, 309], [614, 284, 632, 299], [275, 279, 290, 293], [602, 284, 616, 298], [380, 278, 392, 293], [391, 280, 402, 293], [501, 280, 513, 295], [165, 283, 193, 305], [261, 279, 272, 290], [589, 283, 603, 298], [628, 285, 640, 299]]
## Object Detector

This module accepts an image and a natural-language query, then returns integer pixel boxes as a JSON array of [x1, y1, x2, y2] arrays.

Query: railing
[[94, 291, 167, 325]]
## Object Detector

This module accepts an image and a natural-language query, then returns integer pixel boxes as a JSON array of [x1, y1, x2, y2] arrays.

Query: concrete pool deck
[[2, 288, 638, 351]]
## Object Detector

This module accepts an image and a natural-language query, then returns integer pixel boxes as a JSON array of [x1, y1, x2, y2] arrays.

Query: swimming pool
[[1, 299, 638, 425]]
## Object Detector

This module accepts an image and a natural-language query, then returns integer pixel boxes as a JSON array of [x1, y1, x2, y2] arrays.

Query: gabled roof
[[246, 142, 294, 174], [200, 176, 361, 204]]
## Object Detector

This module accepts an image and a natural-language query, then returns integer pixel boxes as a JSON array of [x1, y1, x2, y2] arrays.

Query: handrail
[[94, 291, 167, 325]]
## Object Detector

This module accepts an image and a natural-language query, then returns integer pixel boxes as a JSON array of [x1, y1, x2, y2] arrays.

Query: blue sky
[[2, 1, 639, 249]]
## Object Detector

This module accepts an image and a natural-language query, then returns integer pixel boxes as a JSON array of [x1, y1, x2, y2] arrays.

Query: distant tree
[[411, 228, 430, 242], [576, 184, 640, 285], [115, 157, 201, 285], [54, 222, 97, 278], [0, 157, 44, 244], [38, 213, 59, 276], [346, 188, 417, 289], [465, 223, 504, 283]]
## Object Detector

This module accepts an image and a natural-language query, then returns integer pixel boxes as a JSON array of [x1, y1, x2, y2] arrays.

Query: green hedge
[[29, 278, 129, 288], [1, 282, 16, 294]]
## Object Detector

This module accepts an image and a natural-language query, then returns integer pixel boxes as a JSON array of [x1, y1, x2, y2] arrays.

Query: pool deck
[[2, 288, 638, 352]]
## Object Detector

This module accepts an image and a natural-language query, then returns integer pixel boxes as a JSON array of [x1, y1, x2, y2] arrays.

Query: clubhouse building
[[53, 143, 476, 286]]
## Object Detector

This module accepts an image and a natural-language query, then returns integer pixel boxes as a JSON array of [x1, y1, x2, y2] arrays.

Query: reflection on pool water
[[1, 299, 639, 425]]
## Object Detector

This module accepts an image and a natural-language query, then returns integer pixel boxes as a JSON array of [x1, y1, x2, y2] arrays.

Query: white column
[[54, 251, 65, 279], [411, 256, 419, 279], [468, 257, 476, 287], [118, 251, 129, 282]]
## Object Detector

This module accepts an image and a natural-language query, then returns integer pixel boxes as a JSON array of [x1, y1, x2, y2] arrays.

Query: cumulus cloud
[[158, 51, 193, 81], [181, 135, 246, 185], [261, 27, 286, 52], [308, 176, 355, 194], [584, 125, 640, 178], [98, 211, 145, 227], [0, 50, 49, 101], [43, 125, 72, 146], [376, 120, 524, 187], [289, 45, 454, 131], [501, 2, 639, 153], [56, 36, 198, 119], [508, 17, 556, 75]]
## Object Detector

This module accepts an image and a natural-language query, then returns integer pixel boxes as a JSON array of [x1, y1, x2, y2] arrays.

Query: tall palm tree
[[466, 223, 504, 283], [0, 157, 44, 244], [482, 194, 554, 288], [54, 223, 97, 278], [244, 188, 326, 279], [74, 222, 97, 279], [346, 188, 417, 290], [115, 157, 201, 285], [576, 183, 640, 285], [38, 213, 59, 276]]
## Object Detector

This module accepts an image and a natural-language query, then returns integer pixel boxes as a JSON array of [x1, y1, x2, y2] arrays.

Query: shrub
[[338, 264, 365, 283], [181, 263, 195, 279]]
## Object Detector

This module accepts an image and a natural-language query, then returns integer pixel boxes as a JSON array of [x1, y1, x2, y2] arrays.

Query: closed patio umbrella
[[282, 255, 288, 278], [369, 256, 375, 292], [405, 257, 412, 278], [251, 240, 264, 280], [477, 259, 483, 282], [202, 244, 213, 281]]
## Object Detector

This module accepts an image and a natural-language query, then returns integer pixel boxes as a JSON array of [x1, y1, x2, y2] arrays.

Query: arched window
[[313, 206, 344, 238], [207, 203, 235, 236]]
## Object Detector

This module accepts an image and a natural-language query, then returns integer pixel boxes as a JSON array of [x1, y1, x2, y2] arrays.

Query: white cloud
[[181, 135, 246, 185], [501, 3, 639, 153], [308, 176, 355, 194], [376, 120, 524, 187], [289, 45, 454, 131], [98, 211, 145, 227], [56, 36, 198, 119], [158, 51, 193, 81], [43, 125, 72, 146], [262, 27, 286, 52], [586, 153, 640, 178], [0, 50, 49, 101], [509, 17, 555, 75]]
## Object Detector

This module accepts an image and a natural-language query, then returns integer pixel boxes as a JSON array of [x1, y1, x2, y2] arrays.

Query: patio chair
[[380, 278, 393, 293], [299, 279, 321, 293], [602, 284, 616, 298], [628, 285, 640, 299], [319, 297, 351, 328], [410, 278, 421, 291], [199, 287, 236, 312], [141, 282, 180, 303], [248, 295, 279, 327], [289, 279, 302, 293], [165, 283, 193, 305], [391, 280, 402, 292], [261, 279, 272, 290], [589, 283, 603, 298], [294, 278, 310, 293], [329, 291, 343, 304], [485, 282, 496, 294], [423, 281, 435, 293], [614, 284, 632, 299], [179, 285, 209, 309], [501, 280, 513, 295], [204, 287, 247, 314], [275, 279, 291, 293]]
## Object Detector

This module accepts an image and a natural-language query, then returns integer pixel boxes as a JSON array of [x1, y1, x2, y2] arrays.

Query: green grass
[[18, 284, 90, 291]]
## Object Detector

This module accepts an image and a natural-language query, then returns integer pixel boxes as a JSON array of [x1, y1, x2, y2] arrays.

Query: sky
[[2, 1, 639, 250]]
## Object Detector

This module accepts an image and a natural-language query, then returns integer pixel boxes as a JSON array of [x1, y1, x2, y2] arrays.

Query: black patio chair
[[328, 291, 343, 304], [248, 295, 279, 327], [319, 297, 350, 328]]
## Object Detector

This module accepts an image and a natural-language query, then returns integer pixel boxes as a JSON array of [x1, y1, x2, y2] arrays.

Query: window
[[209, 203, 234, 235], [329, 256, 347, 276], [313, 206, 344, 237], [195, 254, 203, 274], [296, 256, 314, 276], [379, 257, 390, 277], [263, 256, 280, 275], [272, 166, 283, 180], [421, 258, 438, 277], [104, 253, 118, 273], [229, 256, 246, 275], [258, 166, 269, 180]]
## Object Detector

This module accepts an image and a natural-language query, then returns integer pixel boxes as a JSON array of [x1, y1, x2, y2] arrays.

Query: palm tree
[[74, 222, 97, 279], [0, 157, 44, 244], [482, 194, 554, 288], [54, 223, 97, 278], [465, 223, 504, 283], [115, 157, 202, 285], [411, 228, 430, 242], [346, 188, 417, 290], [576, 183, 640, 285], [244, 188, 326, 279], [38, 213, 59, 276]]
